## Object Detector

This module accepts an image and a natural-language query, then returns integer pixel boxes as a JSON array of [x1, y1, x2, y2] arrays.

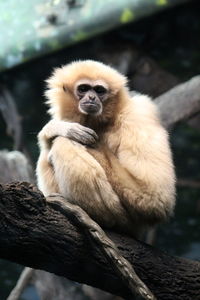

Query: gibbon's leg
[[49, 136, 131, 230], [36, 149, 59, 196], [88, 147, 149, 234], [88, 145, 174, 235]]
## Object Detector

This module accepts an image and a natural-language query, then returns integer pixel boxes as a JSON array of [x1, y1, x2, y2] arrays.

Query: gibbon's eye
[[77, 84, 91, 93], [93, 85, 107, 95]]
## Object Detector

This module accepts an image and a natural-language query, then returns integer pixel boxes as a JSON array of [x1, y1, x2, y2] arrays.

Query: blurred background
[[0, 0, 200, 299]]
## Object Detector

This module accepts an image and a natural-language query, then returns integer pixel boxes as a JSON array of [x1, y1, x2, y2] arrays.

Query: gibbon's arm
[[36, 148, 60, 196], [115, 95, 176, 223], [37, 122, 131, 230], [37, 120, 98, 196], [38, 120, 98, 149], [46, 136, 132, 230]]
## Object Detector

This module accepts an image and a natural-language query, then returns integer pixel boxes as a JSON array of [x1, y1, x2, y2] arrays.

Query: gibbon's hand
[[67, 123, 98, 146], [38, 120, 98, 147]]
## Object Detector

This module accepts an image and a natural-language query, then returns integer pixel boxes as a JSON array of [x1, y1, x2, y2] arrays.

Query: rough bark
[[0, 182, 200, 300]]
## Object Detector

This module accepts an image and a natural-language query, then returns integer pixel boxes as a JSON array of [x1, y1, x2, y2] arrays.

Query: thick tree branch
[[0, 182, 200, 300], [154, 75, 200, 128]]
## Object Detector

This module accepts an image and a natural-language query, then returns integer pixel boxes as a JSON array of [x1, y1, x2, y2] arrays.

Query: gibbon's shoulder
[[128, 92, 161, 123]]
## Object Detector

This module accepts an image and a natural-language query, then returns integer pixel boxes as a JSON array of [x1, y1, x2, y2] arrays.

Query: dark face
[[74, 79, 109, 116]]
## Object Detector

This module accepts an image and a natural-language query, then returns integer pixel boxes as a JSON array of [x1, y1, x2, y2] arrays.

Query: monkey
[[36, 60, 176, 238]]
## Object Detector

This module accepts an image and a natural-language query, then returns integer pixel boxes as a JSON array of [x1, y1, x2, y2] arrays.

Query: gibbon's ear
[[63, 85, 67, 92]]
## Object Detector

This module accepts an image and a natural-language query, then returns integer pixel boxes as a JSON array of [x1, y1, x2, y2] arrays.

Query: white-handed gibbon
[[36, 60, 175, 238]]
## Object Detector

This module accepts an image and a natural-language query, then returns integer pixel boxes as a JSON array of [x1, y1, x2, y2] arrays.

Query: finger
[[75, 124, 98, 140], [84, 128, 99, 140], [70, 131, 96, 145], [66, 126, 97, 145], [78, 134, 97, 145]]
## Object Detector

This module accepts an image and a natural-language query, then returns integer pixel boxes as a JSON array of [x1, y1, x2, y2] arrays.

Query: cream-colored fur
[[36, 60, 175, 237]]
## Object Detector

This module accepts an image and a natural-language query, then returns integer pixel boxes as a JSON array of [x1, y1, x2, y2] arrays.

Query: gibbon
[[36, 60, 175, 237]]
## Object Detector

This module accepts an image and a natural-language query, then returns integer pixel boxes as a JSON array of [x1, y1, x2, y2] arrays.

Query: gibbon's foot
[[46, 194, 156, 300]]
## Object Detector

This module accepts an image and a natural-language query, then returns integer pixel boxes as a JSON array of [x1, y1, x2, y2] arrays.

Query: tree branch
[[0, 182, 200, 300], [7, 268, 34, 300], [177, 178, 200, 188], [154, 75, 200, 128]]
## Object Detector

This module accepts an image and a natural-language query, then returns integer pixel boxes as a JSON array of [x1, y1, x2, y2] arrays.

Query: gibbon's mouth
[[80, 102, 101, 115]]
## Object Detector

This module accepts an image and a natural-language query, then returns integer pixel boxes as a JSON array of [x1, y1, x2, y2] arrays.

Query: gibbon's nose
[[89, 95, 96, 101]]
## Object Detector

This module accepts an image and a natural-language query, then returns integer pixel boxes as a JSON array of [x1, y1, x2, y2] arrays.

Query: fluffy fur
[[36, 60, 176, 237]]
